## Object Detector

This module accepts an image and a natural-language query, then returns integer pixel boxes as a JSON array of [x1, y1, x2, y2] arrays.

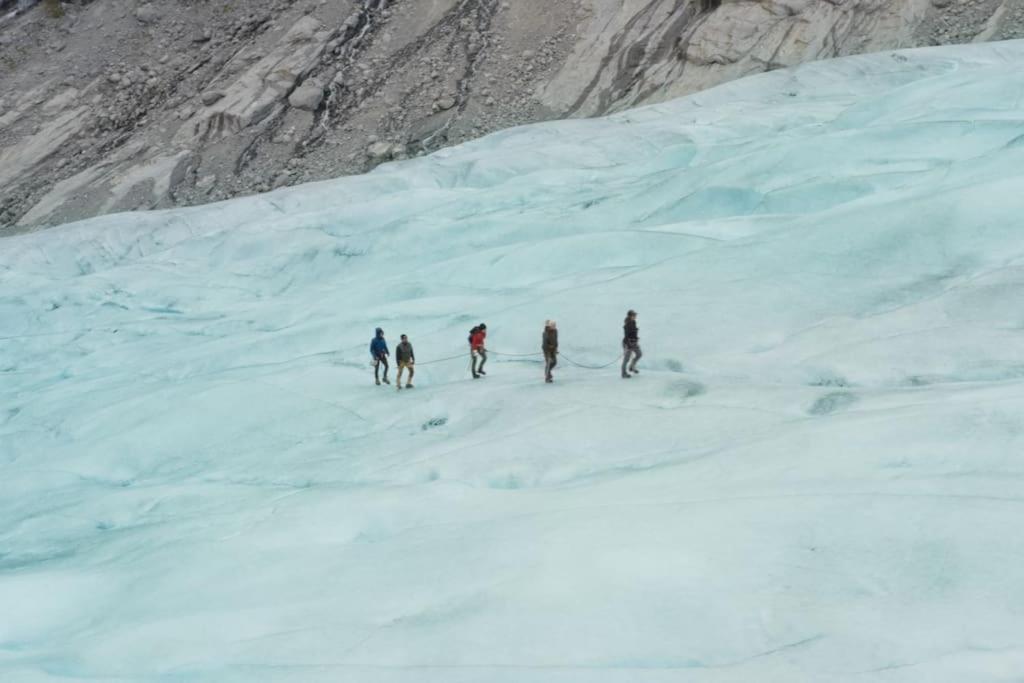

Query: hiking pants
[[397, 361, 414, 386], [374, 356, 389, 382], [472, 348, 487, 375], [622, 342, 642, 375], [544, 350, 557, 380]]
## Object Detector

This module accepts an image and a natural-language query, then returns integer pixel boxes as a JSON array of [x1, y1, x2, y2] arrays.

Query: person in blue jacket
[[370, 327, 390, 385]]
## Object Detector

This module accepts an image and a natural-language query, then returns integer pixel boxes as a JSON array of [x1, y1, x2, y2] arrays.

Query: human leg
[[630, 345, 642, 372]]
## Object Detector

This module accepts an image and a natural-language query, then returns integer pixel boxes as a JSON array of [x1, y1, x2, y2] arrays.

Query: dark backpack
[[468, 326, 479, 344]]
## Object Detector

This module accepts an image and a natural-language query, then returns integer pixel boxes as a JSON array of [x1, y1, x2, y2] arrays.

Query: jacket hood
[[375, 327, 384, 337]]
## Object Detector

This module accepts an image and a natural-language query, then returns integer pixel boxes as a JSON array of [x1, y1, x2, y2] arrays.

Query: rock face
[[2, 0, 1023, 231], [288, 80, 325, 112]]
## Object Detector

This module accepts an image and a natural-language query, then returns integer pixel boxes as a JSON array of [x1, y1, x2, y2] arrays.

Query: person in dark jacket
[[621, 309, 641, 378], [542, 320, 558, 383], [470, 323, 487, 378], [395, 333, 415, 390], [369, 327, 390, 385]]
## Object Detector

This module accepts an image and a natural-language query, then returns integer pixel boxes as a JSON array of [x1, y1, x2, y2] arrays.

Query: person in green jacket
[[542, 320, 558, 383], [395, 334, 415, 390]]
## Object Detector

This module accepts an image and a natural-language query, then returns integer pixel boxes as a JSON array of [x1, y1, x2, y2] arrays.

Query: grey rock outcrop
[[288, 80, 324, 111], [201, 90, 225, 106], [134, 5, 160, 25], [2, 0, 1024, 231]]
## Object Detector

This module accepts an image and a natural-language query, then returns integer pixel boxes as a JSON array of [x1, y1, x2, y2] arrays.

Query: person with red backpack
[[470, 323, 487, 378]]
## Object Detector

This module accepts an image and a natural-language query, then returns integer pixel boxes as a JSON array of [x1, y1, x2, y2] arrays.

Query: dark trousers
[[622, 341, 642, 375], [544, 350, 557, 380], [374, 356, 389, 381], [472, 348, 487, 376]]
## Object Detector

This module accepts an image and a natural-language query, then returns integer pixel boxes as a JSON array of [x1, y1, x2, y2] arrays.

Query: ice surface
[[3, 42, 1024, 682]]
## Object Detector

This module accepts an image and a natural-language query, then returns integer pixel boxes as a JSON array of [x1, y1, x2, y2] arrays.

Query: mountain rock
[[2, 0, 1024, 231], [134, 4, 160, 25], [288, 80, 324, 111]]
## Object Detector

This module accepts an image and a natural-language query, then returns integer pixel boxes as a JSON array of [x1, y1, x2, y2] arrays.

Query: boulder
[[367, 141, 393, 161], [288, 81, 324, 111], [201, 90, 225, 106], [135, 5, 160, 24]]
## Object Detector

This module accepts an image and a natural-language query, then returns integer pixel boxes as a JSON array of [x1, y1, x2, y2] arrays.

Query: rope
[[413, 349, 543, 366], [364, 349, 622, 370], [411, 352, 467, 367], [489, 350, 543, 358], [559, 353, 623, 370]]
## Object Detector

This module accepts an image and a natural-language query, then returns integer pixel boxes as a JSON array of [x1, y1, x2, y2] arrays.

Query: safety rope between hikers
[[398, 349, 623, 370]]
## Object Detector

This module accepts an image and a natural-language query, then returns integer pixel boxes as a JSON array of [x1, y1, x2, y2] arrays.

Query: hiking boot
[[630, 368, 639, 374], [473, 373, 480, 379], [383, 378, 391, 384], [375, 379, 381, 386], [477, 369, 486, 376], [406, 383, 414, 389], [545, 376, 553, 383], [621, 372, 631, 379]]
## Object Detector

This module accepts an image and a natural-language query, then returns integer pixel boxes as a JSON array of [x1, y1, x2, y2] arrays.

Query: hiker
[[542, 319, 558, 383], [621, 309, 642, 378], [370, 327, 390, 385], [395, 333, 415, 390], [470, 323, 488, 378]]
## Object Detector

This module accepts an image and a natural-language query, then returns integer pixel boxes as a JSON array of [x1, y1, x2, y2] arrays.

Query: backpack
[[468, 326, 479, 344]]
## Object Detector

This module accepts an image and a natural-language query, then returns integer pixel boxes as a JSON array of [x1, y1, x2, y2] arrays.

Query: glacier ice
[[3, 42, 1024, 681]]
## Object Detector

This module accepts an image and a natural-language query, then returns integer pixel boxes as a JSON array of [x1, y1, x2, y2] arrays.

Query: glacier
[[3, 41, 1024, 682]]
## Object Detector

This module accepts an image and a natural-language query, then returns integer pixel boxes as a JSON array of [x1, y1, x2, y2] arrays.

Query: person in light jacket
[[395, 334, 415, 390]]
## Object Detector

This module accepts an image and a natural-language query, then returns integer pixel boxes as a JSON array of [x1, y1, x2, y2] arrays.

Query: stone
[[286, 16, 321, 44], [436, 96, 456, 111], [135, 5, 160, 24], [288, 81, 324, 111], [366, 141, 393, 161], [201, 90, 225, 106]]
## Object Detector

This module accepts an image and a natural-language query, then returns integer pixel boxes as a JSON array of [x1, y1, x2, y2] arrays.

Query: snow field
[[3, 41, 1024, 681]]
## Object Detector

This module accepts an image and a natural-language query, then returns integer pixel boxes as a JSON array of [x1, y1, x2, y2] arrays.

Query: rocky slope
[[2, 0, 1023, 232]]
